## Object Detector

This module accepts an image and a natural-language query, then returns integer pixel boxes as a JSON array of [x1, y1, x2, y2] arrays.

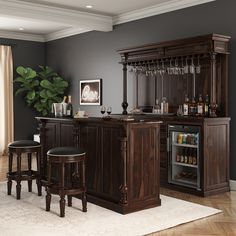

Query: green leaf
[[16, 66, 36, 80], [26, 90, 36, 100], [40, 80, 52, 89], [16, 66, 26, 77], [41, 98, 47, 103], [15, 65, 69, 116], [14, 76, 26, 83], [39, 89, 48, 98], [15, 87, 28, 96], [31, 80, 39, 87], [46, 90, 57, 98]]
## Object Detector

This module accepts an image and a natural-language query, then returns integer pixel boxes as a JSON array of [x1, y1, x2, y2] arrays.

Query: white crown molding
[[0, 30, 45, 42], [0, 0, 216, 42], [45, 28, 91, 42], [230, 180, 236, 191], [0, 0, 113, 32], [113, 0, 216, 25]]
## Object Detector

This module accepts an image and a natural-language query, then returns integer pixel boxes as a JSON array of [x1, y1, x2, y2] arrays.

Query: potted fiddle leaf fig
[[14, 66, 69, 116]]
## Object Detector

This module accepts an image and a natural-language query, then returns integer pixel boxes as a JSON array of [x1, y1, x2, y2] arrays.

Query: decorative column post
[[122, 62, 128, 115], [37, 120, 46, 178], [136, 73, 139, 109], [119, 136, 128, 205], [209, 53, 217, 117]]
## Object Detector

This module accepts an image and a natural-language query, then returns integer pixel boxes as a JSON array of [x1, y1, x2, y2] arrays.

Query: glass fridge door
[[168, 125, 201, 190]]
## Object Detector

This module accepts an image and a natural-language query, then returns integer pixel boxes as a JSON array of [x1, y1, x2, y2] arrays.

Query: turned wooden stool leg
[[82, 158, 87, 212], [60, 196, 66, 217], [82, 192, 87, 212], [46, 188, 51, 211], [27, 153, 32, 192], [68, 196, 72, 207], [7, 152, 13, 195], [59, 161, 65, 217], [36, 150, 42, 196], [46, 160, 52, 211], [16, 153, 22, 200]]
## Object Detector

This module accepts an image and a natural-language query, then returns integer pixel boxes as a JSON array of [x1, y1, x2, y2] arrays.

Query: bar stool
[[45, 147, 87, 217], [7, 140, 42, 200]]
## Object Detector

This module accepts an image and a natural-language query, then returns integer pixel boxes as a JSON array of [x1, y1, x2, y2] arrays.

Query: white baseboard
[[230, 180, 236, 191]]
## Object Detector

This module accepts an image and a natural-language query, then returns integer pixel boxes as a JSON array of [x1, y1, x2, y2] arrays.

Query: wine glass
[[100, 106, 106, 117], [107, 106, 112, 116]]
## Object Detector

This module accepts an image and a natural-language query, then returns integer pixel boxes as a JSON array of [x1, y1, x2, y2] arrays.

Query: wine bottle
[[66, 95, 73, 117], [183, 95, 189, 116], [204, 94, 209, 117], [62, 96, 67, 116], [197, 94, 204, 116]]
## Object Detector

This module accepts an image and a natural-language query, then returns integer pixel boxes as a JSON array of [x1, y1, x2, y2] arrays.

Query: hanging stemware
[[196, 56, 201, 74]]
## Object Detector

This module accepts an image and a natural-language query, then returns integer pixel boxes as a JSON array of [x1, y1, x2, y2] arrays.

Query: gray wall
[[0, 38, 45, 140], [46, 0, 236, 180]]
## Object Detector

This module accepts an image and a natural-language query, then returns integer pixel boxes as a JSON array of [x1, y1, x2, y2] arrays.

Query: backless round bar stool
[[7, 140, 42, 200], [46, 147, 87, 217]]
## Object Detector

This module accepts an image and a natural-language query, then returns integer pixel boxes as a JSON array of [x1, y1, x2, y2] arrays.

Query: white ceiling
[[0, 0, 216, 42], [23, 0, 168, 15]]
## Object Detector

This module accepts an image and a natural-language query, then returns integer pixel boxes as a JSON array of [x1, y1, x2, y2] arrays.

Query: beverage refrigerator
[[167, 125, 201, 191]]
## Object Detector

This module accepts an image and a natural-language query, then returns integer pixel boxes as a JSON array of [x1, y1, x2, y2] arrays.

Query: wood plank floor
[[0, 155, 235, 235]]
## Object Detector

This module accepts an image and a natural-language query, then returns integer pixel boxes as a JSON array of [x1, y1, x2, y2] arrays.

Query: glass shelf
[[174, 177, 197, 186], [173, 161, 198, 168], [173, 143, 198, 148]]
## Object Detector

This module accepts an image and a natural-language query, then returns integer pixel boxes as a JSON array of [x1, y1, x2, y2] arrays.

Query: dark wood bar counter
[[36, 116, 162, 214], [36, 114, 230, 214]]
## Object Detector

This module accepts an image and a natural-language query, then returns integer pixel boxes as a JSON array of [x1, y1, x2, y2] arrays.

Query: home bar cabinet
[[36, 116, 162, 214], [36, 34, 230, 215], [117, 34, 230, 196]]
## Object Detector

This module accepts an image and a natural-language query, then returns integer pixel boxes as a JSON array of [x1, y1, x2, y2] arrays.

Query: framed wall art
[[79, 79, 102, 105]]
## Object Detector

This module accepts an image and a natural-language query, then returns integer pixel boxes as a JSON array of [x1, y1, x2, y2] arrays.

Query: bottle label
[[67, 110, 71, 116], [183, 104, 188, 115], [197, 105, 203, 114]]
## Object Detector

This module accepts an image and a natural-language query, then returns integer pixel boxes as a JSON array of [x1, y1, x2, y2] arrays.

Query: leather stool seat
[[8, 140, 40, 148], [47, 147, 85, 156]]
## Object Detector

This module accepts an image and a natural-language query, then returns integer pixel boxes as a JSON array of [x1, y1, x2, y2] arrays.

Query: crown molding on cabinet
[[0, 30, 45, 42], [113, 0, 216, 25]]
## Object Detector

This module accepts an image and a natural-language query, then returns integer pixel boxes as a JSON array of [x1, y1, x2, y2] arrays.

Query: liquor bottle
[[204, 94, 209, 117], [197, 94, 204, 116], [61, 96, 67, 116], [66, 95, 73, 117], [153, 99, 161, 114], [189, 97, 197, 116], [161, 97, 169, 114], [183, 95, 189, 116]]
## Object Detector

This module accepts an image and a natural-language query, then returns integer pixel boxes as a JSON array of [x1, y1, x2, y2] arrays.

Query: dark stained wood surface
[[36, 116, 162, 214], [118, 33, 230, 117]]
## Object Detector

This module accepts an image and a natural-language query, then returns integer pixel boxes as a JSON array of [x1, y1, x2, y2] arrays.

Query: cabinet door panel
[[79, 126, 101, 194], [204, 123, 229, 190], [60, 123, 75, 147], [129, 124, 159, 202], [101, 126, 122, 202]]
